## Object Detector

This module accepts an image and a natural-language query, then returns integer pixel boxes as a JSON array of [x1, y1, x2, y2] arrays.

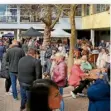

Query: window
[[76, 5, 82, 16], [84, 5, 90, 16], [20, 7, 41, 23], [7, 5, 17, 8], [0, 5, 17, 23], [62, 8, 70, 17], [0, 5, 7, 15], [96, 4, 110, 13]]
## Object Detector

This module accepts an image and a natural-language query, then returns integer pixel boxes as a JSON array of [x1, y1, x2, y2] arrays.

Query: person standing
[[52, 53, 67, 111], [18, 48, 42, 111], [0, 41, 6, 70], [96, 48, 108, 68], [99, 40, 106, 48], [43, 44, 52, 74], [6, 40, 25, 100], [22, 40, 28, 54]]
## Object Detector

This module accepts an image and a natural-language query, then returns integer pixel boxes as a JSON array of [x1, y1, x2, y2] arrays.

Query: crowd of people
[[0, 37, 110, 111]]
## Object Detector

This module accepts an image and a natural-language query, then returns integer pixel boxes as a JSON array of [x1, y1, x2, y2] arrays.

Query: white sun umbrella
[[51, 28, 71, 38]]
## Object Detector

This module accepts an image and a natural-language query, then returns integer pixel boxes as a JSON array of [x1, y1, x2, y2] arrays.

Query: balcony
[[0, 15, 82, 30]]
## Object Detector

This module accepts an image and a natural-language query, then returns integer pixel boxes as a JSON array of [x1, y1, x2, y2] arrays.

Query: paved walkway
[[0, 78, 88, 111]]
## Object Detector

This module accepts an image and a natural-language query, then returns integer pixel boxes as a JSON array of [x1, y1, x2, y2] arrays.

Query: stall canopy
[[51, 28, 71, 37], [21, 27, 43, 37], [2, 33, 14, 38]]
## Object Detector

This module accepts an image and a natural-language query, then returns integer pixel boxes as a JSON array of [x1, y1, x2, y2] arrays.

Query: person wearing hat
[[18, 47, 42, 111]]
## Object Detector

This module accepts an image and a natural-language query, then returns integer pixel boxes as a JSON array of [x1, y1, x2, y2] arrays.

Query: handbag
[[42, 72, 51, 79], [0, 69, 10, 79]]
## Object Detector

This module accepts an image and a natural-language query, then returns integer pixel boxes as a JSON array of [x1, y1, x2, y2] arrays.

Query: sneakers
[[77, 93, 87, 97], [70, 91, 76, 99], [14, 97, 19, 100], [20, 108, 26, 111], [5, 92, 12, 96]]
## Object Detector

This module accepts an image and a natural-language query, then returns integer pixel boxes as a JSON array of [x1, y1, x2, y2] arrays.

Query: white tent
[[51, 28, 71, 37]]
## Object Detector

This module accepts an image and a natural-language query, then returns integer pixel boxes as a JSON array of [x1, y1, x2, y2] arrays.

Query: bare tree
[[55, 4, 79, 75], [67, 4, 78, 75], [20, 4, 63, 47]]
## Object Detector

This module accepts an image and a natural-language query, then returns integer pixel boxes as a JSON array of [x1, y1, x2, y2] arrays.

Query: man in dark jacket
[[0, 52, 11, 93], [99, 40, 106, 48], [0, 41, 6, 68], [43, 45, 52, 73], [6, 40, 25, 100], [18, 48, 42, 111]]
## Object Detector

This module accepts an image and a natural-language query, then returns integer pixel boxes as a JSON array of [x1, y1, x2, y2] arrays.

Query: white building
[[0, 4, 110, 46]]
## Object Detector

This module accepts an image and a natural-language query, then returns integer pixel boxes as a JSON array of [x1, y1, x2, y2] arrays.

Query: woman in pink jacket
[[68, 59, 89, 98], [52, 53, 67, 111]]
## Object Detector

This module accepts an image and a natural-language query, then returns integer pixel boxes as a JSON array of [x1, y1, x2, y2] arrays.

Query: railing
[[0, 15, 17, 23], [20, 15, 42, 23], [0, 14, 66, 24]]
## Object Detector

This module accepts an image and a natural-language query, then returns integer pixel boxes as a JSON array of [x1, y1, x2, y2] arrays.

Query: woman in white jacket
[[96, 48, 108, 68]]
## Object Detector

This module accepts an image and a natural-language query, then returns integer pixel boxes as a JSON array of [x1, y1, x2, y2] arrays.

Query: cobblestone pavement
[[0, 79, 88, 111]]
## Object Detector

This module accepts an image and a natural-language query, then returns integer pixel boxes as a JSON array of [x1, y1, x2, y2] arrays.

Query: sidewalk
[[0, 79, 88, 111]]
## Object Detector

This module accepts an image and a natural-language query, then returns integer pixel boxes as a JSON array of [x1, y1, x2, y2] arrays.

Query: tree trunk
[[42, 25, 51, 47], [42, 6, 52, 47], [68, 5, 77, 76]]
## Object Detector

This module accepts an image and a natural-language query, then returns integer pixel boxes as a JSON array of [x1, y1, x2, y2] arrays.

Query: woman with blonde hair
[[52, 52, 67, 111]]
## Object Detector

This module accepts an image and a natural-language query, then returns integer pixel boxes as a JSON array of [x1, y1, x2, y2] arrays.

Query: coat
[[44, 48, 52, 60], [68, 65, 85, 87], [87, 79, 110, 111], [0, 53, 9, 79], [52, 60, 67, 87], [81, 61, 92, 71], [96, 52, 108, 68], [0, 45, 6, 59], [22, 43, 28, 53], [6, 45, 25, 73]]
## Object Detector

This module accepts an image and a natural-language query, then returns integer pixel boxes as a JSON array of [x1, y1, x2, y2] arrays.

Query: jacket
[[6, 45, 25, 73], [52, 60, 67, 87], [44, 48, 52, 60], [81, 61, 92, 71], [0, 45, 6, 59], [0, 53, 9, 79], [18, 56, 42, 85], [87, 79, 110, 111], [1, 53, 9, 70], [22, 43, 28, 53], [96, 52, 108, 68], [68, 65, 85, 87]]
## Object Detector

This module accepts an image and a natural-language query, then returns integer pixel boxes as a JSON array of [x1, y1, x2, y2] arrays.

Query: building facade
[[0, 4, 110, 45]]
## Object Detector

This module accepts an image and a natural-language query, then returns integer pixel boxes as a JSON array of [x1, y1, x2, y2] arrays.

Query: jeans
[[43, 59, 52, 74], [20, 85, 30, 110], [59, 87, 64, 111], [5, 78, 11, 92], [9, 72, 18, 99]]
